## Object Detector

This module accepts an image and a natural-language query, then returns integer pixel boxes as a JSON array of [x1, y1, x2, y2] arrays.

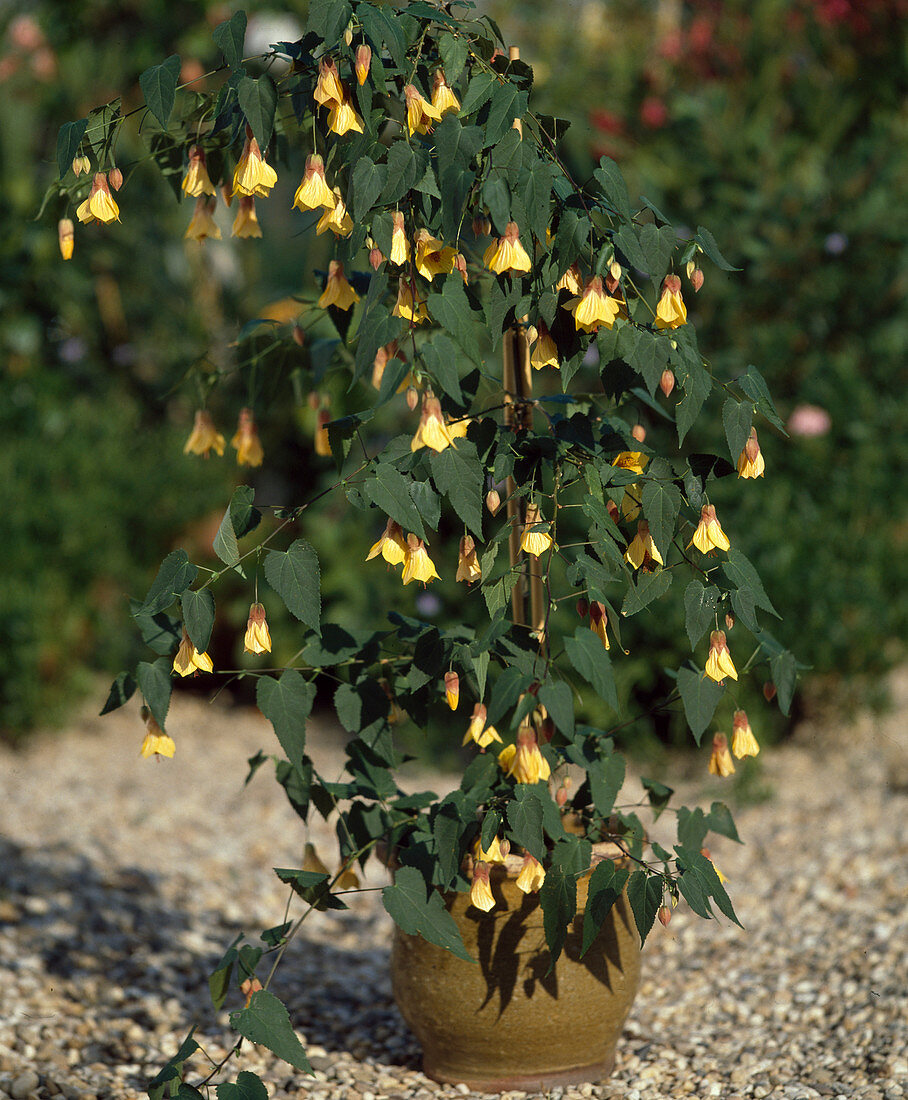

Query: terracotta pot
[[390, 844, 641, 1091]]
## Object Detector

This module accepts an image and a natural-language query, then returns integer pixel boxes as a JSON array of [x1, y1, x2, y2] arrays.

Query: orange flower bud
[[444, 670, 459, 711], [576, 598, 589, 619], [307, 391, 320, 410], [406, 386, 420, 411], [292, 324, 306, 347], [763, 681, 777, 702], [606, 499, 620, 523], [485, 489, 501, 515], [658, 906, 672, 927], [58, 218, 74, 261], [355, 44, 371, 85], [688, 265, 704, 292], [369, 246, 384, 270], [659, 369, 676, 397], [725, 612, 735, 630], [631, 424, 646, 443], [473, 213, 492, 237], [108, 166, 123, 191]]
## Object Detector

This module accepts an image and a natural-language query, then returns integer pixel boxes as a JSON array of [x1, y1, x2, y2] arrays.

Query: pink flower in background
[[788, 404, 831, 437], [640, 97, 668, 128]]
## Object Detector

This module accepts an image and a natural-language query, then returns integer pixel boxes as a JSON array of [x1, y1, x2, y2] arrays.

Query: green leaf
[[147, 1029, 200, 1100], [459, 71, 496, 117], [427, 276, 482, 363], [555, 209, 590, 264], [214, 485, 261, 568], [216, 1071, 270, 1100], [100, 671, 136, 716], [684, 581, 719, 649], [677, 666, 724, 745], [485, 82, 528, 145], [722, 397, 754, 464], [621, 570, 673, 617], [564, 628, 618, 712], [580, 861, 629, 957], [675, 845, 742, 926], [363, 462, 426, 540], [626, 869, 662, 945], [181, 589, 215, 653], [307, 0, 352, 43], [642, 777, 673, 819], [707, 801, 741, 844], [140, 549, 198, 616], [213, 10, 247, 70], [676, 360, 712, 445], [770, 649, 798, 716], [737, 365, 786, 432], [137, 657, 172, 731], [619, 327, 671, 395], [264, 539, 321, 631], [351, 156, 388, 223], [256, 671, 315, 778], [522, 160, 554, 242], [419, 334, 463, 402], [506, 786, 546, 861], [433, 798, 465, 885], [694, 225, 739, 271], [56, 118, 88, 179], [539, 864, 577, 971], [538, 679, 574, 738], [641, 479, 681, 560], [380, 141, 419, 204], [613, 225, 650, 274], [438, 31, 469, 83], [637, 223, 677, 280], [429, 441, 484, 535], [229, 990, 312, 1073], [593, 156, 631, 223], [238, 75, 277, 150], [590, 752, 625, 818], [723, 548, 779, 617], [139, 55, 181, 130], [382, 866, 474, 962], [483, 172, 511, 235]]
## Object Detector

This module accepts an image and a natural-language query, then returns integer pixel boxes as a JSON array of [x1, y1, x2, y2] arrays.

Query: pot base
[[421, 1053, 616, 1092]]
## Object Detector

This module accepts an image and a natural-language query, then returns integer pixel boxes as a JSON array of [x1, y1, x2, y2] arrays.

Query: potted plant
[[49, 0, 797, 1093]]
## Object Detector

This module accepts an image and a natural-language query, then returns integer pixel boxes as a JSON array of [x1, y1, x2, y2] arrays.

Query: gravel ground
[[0, 672, 906, 1100]]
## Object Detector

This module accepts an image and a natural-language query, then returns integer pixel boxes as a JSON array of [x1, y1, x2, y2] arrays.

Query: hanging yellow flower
[[688, 504, 731, 554], [76, 173, 120, 225], [313, 56, 344, 106], [185, 196, 221, 242], [498, 724, 551, 784], [140, 710, 175, 759], [414, 228, 457, 280], [410, 393, 457, 452], [455, 535, 482, 583], [393, 277, 429, 324], [405, 83, 443, 135], [231, 195, 262, 238], [624, 519, 664, 570], [244, 602, 272, 655], [444, 670, 459, 710], [483, 221, 532, 275], [326, 94, 365, 136], [520, 503, 553, 558], [731, 710, 760, 758], [564, 275, 621, 333], [431, 68, 460, 116], [655, 274, 687, 330], [316, 188, 353, 237], [462, 703, 502, 748], [708, 732, 736, 777], [705, 630, 738, 683], [366, 517, 408, 567], [183, 410, 225, 457], [390, 211, 410, 265], [182, 146, 216, 198], [555, 263, 583, 295], [232, 136, 277, 198], [516, 855, 546, 894], [58, 218, 74, 260], [231, 407, 264, 467], [173, 628, 214, 677], [529, 320, 559, 369], [318, 260, 360, 311], [737, 427, 766, 479], [470, 862, 495, 911], [402, 534, 440, 585], [589, 601, 610, 650], [292, 153, 337, 212]]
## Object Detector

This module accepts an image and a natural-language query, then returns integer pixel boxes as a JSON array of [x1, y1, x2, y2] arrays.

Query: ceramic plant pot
[[390, 844, 641, 1091]]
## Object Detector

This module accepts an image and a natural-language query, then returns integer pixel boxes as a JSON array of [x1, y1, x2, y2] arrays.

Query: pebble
[[0, 685, 906, 1100]]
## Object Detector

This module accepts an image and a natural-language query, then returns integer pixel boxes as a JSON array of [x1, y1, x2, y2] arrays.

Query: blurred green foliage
[[4, 0, 904, 742]]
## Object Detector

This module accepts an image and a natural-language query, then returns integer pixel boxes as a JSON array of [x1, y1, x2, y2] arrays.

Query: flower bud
[[472, 213, 492, 237], [406, 386, 420, 411], [58, 218, 74, 261], [576, 598, 589, 619], [355, 44, 371, 85], [444, 670, 459, 711], [292, 324, 306, 347], [658, 906, 672, 927], [108, 166, 123, 191], [454, 252, 468, 284], [369, 246, 384, 270], [240, 977, 263, 1006], [605, 260, 622, 293], [689, 265, 704, 292], [72, 155, 84, 177], [725, 612, 735, 630], [343, 26, 353, 46], [631, 424, 646, 443], [307, 391, 320, 410], [659, 369, 676, 397], [486, 489, 501, 515], [555, 777, 571, 807], [763, 681, 777, 702], [606, 499, 620, 523]]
